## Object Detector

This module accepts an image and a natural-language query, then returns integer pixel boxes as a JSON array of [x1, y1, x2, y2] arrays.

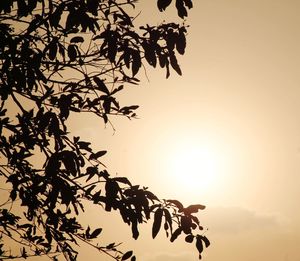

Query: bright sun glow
[[171, 147, 218, 187], [164, 139, 226, 198]]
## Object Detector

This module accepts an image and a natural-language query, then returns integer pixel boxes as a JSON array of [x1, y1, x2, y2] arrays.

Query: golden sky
[[69, 0, 300, 260]]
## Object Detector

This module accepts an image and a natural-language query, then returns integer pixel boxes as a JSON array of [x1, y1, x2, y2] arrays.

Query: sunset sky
[[68, 0, 300, 260]]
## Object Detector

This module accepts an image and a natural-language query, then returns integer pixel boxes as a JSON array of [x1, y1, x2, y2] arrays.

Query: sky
[[68, 0, 300, 260], [2, 0, 298, 260]]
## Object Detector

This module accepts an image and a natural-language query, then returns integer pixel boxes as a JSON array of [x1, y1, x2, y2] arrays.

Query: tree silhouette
[[0, 0, 209, 260]]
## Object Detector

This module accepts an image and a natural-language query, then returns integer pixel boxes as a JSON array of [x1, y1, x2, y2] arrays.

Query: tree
[[0, 0, 209, 260]]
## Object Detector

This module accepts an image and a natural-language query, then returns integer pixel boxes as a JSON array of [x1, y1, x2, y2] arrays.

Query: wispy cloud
[[143, 251, 195, 261], [202, 206, 280, 234]]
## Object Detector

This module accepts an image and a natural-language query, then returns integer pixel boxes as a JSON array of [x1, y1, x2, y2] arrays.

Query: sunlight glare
[[165, 139, 225, 197]]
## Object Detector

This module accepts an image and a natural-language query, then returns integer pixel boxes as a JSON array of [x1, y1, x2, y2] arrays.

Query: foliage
[[0, 0, 209, 260]]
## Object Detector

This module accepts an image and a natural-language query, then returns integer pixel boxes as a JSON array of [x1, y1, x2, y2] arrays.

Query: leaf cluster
[[0, 0, 208, 260]]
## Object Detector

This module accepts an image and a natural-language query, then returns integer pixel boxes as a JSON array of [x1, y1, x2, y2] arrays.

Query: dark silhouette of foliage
[[0, 0, 209, 260]]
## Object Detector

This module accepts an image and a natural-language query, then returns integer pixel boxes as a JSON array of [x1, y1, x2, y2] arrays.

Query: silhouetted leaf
[[196, 235, 203, 255], [106, 243, 115, 249], [86, 166, 98, 182], [17, 0, 28, 17], [163, 209, 172, 233], [121, 251, 133, 260], [132, 50, 141, 76], [113, 177, 132, 186], [184, 204, 206, 214], [152, 208, 163, 239], [45, 227, 52, 244], [85, 185, 96, 195], [170, 52, 182, 75], [21, 247, 27, 258], [185, 234, 194, 243], [157, 0, 172, 11], [60, 151, 79, 177], [142, 41, 157, 67], [131, 220, 139, 239], [181, 215, 192, 234], [176, 29, 186, 55], [111, 85, 124, 95], [10, 189, 17, 201], [170, 227, 182, 242], [77, 141, 92, 152], [103, 97, 111, 114], [87, 0, 99, 16], [167, 199, 184, 212], [67, 44, 77, 61], [105, 180, 119, 211], [175, 0, 187, 18], [183, 0, 193, 8], [107, 36, 117, 62], [89, 150, 107, 160], [201, 235, 210, 248], [48, 40, 58, 60], [93, 76, 110, 94], [70, 36, 84, 43], [90, 228, 102, 239], [50, 3, 64, 28]]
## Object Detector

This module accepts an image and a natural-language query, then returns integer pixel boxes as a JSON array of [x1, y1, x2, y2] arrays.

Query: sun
[[164, 139, 225, 198]]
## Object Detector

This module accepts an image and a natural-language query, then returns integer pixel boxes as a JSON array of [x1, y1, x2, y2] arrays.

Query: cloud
[[202, 206, 280, 234], [143, 251, 195, 261]]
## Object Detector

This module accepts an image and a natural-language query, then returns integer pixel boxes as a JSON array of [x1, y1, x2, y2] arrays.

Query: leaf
[[106, 243, 115, 249], [175, 0, 188, 18], [201, 235, 210, 248], [85, 226, 91, 239], [181, 215, 192, 234], [163, 209, 172, 233], [17, 0, 28, 17], [103, 97, 111, 114], [90, 228, 102, 239], [113, 177, 132, 186], [48, 40, 58, 60], [142, 41, 157, 67], [176, 29, 186, 55], [45, 226, 52, 244], [10, 189, 17, 201], [21, 247, 27, 259], [183, 0, 193, 9], [152, 208, 163, 239], [167, 199, 184, 212], [50, 3, 64, 28], [67, 44, 77, 61], [60, 151, 79, 177], [77, 141, 92, 152], [196, 235, 204, 254], [85, 185, 96, 195], [89, 150, 107, 160], [170, 227, 182, 242], [131, 50, 141, 76], [86, 166, 98, 182], [70, 36, 84, 43], [93, 76, 110, 94], [131, 220, 139, 239], [185, 234, 194, 243], [110, 85, 124, 95], [87, 0, 99, 16], [121, 251, 133, 260], [157, 0, 172, 11], [170, 53, 182, 75], [184, 204, 206, 214], [107, 37, 117, 62]]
